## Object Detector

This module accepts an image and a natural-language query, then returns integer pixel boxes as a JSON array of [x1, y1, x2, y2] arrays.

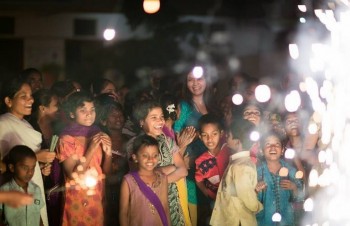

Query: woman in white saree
[[0, 77, 55, 226]]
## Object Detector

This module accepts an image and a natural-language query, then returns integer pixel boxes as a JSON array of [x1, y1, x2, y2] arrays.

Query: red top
[[195, 143, 230, 199]]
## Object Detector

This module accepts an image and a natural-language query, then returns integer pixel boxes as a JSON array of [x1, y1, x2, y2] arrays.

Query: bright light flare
[[232, 93, 243, 105], [103, 29, 116, 41], [298, 5, 307, 12], [250, 131, 260, 142], [289, 44, 299, 59], [285, 90, 301, 112], [143, 0, 160, 14], [192, 66, 203, 78], [304, 198, 314, 212], [85, 175, 98, 188], [279, 167, 289, 177], [300, 17, 306, 23], [255, 84, 271, 102], [272, 213, 282, 222], [284, 148, 296, 159]]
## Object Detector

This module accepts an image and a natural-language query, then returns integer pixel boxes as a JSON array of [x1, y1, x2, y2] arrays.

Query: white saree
[[0, 113, 49, 226]]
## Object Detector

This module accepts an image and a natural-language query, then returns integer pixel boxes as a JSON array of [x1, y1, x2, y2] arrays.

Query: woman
[[28, 89, 63, 226], [0, 77, 55, 226], [174, 67, 215, 226]]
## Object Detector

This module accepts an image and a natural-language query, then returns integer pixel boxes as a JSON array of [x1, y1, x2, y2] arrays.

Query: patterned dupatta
[[130, 171, 168, 226]]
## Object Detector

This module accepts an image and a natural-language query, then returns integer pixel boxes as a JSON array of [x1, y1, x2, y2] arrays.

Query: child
[[256, 131, 304, 226], [58, 91, 112, 226], [119, 134, 170, 226], [131, 99, 188, 226], [195, 114, 230, 202], [0, 145, 44, 226], [210, 119, 263, 226]]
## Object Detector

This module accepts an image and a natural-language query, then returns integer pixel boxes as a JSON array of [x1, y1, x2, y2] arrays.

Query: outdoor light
[[143, 0, 160, 14], [103, 29, 116, 41]]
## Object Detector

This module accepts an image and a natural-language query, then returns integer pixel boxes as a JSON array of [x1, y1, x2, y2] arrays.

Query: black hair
[[90, 78, 115, 96], [259, 130, 285, 150], [19, 68, 43, 81], [51, 80, 77, 100], [0, 77, 29, 114], [159, 93, 178, 121], [7, 145, 37, 166], [198, 114, 223, 132], [95, 93, 125, 124], [132, 134, 159, 155], [133, 99, 162, 122], [227, 119, 255, 150], [31, 89, 56, 116], [62, 90, 94, 119]]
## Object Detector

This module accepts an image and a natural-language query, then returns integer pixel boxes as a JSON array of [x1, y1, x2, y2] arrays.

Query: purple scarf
[[60, 123, 101, 137], [130, 171, 168, 226]]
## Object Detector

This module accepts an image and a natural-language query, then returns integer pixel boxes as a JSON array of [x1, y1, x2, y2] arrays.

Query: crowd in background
[[0, 66, 324, 226]]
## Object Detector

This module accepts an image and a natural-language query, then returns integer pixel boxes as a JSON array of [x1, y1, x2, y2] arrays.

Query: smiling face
[[10, 157, 36, 189], [71, 101, 96, 126], [187, 72, 207, 97], [199, 123, 223, 154], [262, 135, 283, 162], [132, 144, 159, 173], [5, 83, 34, 119], [243, 105, 261, 126], [141, 107, 165, 138]]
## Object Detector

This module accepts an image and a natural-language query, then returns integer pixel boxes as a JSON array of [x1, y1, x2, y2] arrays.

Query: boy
[[195, 114, 230, 201], [0, 145, 44, 226], [210, 119, 263, 226]]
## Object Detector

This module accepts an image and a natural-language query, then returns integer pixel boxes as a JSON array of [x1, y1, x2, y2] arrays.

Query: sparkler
[[289, 1, 350, 225]]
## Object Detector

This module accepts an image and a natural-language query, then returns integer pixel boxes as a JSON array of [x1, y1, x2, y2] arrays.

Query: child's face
[[44, 96, 59, 120], [141, 107, 165, 137], [284, 113, 300, 137], [132, 145, 159, 172], [226, 132, 240, 152], [243, 105, 261, 126], [10, 157, 36, 188], [199, 123, 223, 152], [71, 101, 96, 126], [262, 135, 283, 162], [106, 108, 125, 131]]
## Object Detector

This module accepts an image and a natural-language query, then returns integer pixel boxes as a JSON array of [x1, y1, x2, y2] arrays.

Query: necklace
[[192, 100, 206, 114]]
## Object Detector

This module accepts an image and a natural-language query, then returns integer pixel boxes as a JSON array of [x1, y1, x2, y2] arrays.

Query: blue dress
[[256, 160, 304, 226], [174, 100, 207, 205]]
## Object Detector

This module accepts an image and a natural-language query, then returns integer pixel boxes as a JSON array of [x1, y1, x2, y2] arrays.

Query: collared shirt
[[0, 179, 43, 226]]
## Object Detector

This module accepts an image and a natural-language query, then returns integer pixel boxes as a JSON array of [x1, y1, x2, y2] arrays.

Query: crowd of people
[[0, 66, 324, 226]]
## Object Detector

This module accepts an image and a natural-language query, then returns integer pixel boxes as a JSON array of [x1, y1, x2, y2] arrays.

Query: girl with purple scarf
[[57, 91, 112, 226], [119, 134, 170, 226]]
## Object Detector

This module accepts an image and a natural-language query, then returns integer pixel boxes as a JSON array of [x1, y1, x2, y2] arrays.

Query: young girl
[[131, 100, 188, 226], [119, 134, 170, 226], [256, 131, 304, 226], [58, 91, 112, 226]]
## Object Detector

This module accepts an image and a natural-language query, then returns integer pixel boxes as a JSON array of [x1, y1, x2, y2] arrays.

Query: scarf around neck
[[60, 123, 101, 137]]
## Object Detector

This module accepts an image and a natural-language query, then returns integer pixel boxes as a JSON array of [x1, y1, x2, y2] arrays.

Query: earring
[[134, 160, 138, 163]]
